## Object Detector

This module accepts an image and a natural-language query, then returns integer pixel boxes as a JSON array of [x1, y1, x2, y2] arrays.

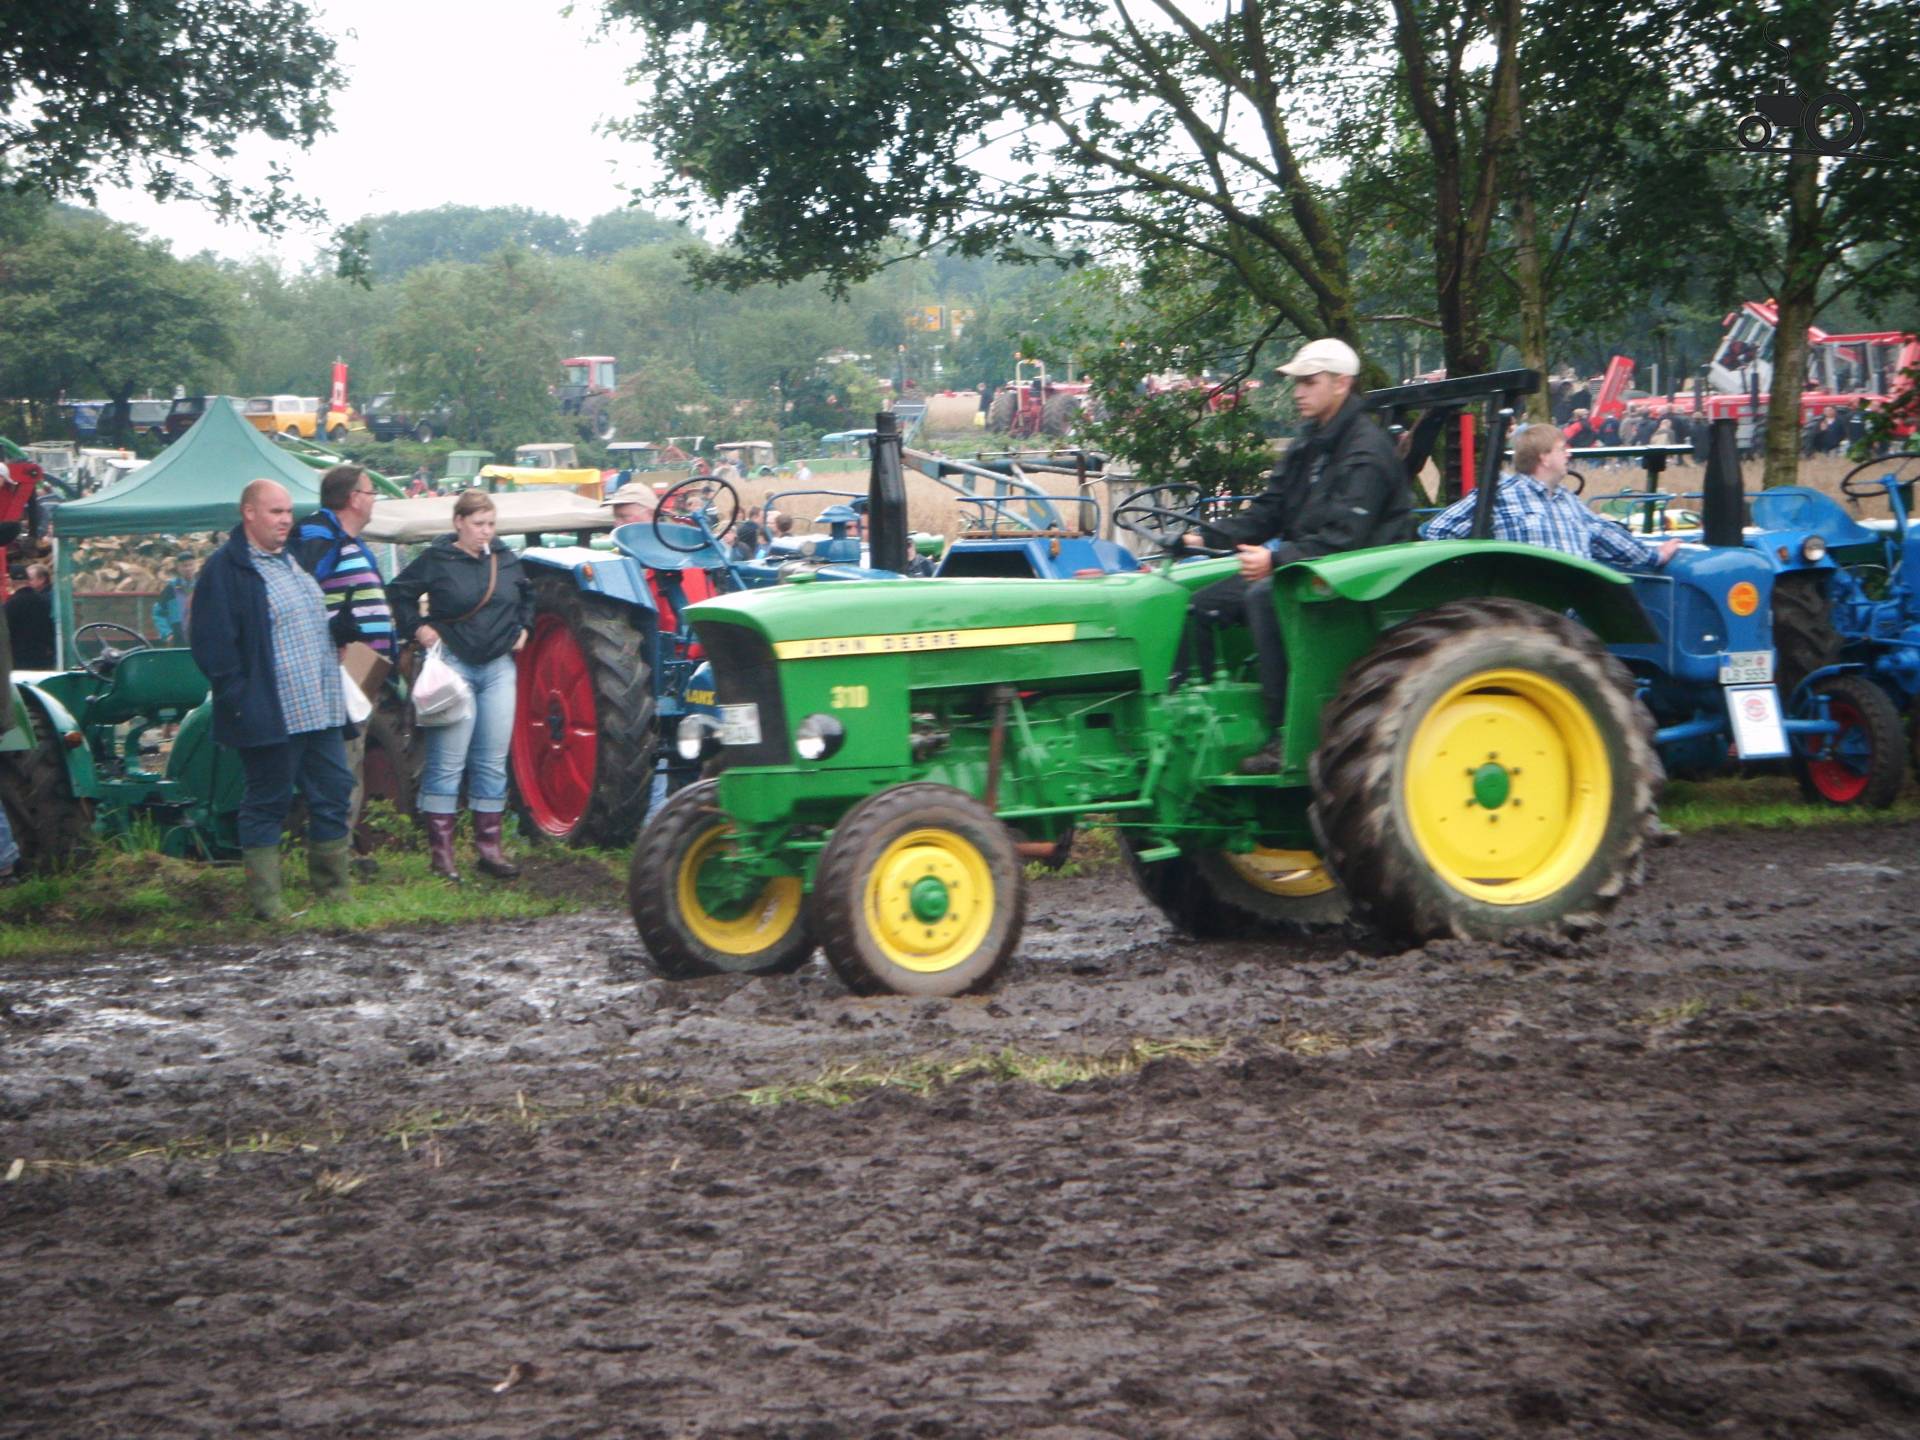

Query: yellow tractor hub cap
[[677, 823, 803, 955], [1404, 668, 1611, 905], [1224, 846, 1338, 897], [864, 828, 995, 973]]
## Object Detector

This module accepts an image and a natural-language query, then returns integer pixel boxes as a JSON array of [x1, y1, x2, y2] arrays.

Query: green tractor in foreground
[[630, 391, 1663, 997]]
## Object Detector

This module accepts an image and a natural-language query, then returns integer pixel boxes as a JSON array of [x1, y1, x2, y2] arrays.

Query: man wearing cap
[[605, 484, 656, 526], [1184, 337, 1412, 774]]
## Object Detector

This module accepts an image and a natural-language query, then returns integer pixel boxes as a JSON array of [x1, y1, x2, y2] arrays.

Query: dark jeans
[[236, 728, 354, 850], [1189, 574, 1290, 726]]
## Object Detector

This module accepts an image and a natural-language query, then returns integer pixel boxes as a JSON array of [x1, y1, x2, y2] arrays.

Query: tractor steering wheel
[[1112, 483, 1235, 556], [1839, 451, 1920, 503], [73, 621, 150, 679], [1563, 467, 1588, 496], [652, 476, 740, 554]]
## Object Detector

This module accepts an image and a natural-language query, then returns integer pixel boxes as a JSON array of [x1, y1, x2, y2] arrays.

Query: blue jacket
[[190, 524, 356, 750]]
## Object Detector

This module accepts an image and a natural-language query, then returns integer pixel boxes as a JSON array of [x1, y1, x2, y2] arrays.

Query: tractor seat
[[85, 648, 210, 727], [613, 519, 731, 572], [1749, 486, 1883, 550]]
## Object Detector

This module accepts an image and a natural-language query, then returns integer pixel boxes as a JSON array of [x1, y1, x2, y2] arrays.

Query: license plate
[[718, 703, 761, 747], [1724, 684, 1789, 759], [1719, 650, 1773, 685]]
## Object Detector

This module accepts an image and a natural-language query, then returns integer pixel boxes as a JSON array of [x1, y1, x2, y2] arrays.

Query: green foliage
[[0, 0, 341, 232]]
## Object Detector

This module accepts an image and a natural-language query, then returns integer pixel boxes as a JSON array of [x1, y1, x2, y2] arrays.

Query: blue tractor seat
[[612, 519, 731, 572], [1748, 486, 1883, 550]]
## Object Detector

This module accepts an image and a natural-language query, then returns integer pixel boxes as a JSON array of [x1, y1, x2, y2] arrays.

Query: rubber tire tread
[[1118, 833, 1349, 938], [1309, 597, 1659, 944], [1772, 571, 1841, 701], [811, 783, 1025, 997], [986, 390, 1017, 434], [0, 695, 95, 871], [1040, 393, 1080, 437], [1791, 672, 1906, 809], [515, 571, 657, 848], [629, 779, 814, 979]]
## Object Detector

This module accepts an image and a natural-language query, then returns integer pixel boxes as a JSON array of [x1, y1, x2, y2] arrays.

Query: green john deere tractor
[[630, 389, 1662, 997]]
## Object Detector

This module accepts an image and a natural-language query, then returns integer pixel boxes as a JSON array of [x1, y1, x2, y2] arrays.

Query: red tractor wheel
[[510, 573, 657, 847], [1792, 673, 1905, 809]]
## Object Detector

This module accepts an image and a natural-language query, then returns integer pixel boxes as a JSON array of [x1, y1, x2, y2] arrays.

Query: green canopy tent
[[49, 399, 327, 664]]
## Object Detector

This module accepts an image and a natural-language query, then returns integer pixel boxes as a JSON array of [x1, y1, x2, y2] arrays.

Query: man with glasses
[[295, 465, 398, 844]]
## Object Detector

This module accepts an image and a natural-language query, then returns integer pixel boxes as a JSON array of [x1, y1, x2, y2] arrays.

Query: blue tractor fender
[[1614, 545, 1778, 690], [519, 543, 660, 614], [3, 679, 98, 795], [935, 534, 1141, 580], [1748, 486, 1886, 555]]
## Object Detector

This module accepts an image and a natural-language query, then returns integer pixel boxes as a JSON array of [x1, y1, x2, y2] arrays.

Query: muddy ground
[[3, 822, 1918, 1439]]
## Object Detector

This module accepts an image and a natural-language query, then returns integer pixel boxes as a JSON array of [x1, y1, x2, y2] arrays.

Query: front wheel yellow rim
[[1223, 847, 1338, 898], [863, 828, 996, 974], [677, 823, 803, 956], [1403, 668, 1611, 906]]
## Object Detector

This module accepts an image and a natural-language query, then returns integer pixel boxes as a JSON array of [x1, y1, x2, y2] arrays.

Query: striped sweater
[[292, 509, 397, 656]]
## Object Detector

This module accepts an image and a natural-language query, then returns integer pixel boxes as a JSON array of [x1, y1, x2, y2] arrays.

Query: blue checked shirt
[[250, 543, 346, 735], [1423, 472, 1657, 567]]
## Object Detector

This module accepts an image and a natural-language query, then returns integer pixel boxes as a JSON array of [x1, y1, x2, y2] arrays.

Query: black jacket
[[388, 535, 534, 667], [4, 585, 54, 669], [1200, 394, 1413, 564]]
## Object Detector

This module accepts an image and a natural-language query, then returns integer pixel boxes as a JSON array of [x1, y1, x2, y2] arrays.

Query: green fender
[[3, 681, 99, 794]]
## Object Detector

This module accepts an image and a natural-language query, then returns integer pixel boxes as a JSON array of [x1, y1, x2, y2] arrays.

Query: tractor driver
[[1182, 337, 1413, 774]]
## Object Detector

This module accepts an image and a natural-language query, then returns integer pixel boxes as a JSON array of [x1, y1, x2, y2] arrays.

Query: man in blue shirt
[[191, 480, 354, 920], [1425, 422, 1682, 568]]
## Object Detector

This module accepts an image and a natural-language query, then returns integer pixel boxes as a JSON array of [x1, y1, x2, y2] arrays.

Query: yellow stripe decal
[[773, 622, 1077, 660]]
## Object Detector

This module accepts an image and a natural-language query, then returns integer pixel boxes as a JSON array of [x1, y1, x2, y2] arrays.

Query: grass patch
[[0, 831, 625, 960], [1025, 822, 1122, 880], [1661, 774, 1920, 834]]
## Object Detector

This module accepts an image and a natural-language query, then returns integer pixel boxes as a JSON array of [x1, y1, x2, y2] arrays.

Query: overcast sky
[[97, 0, 664, 266]]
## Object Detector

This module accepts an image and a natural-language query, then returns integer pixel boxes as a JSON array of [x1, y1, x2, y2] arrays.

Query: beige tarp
[[363, 490, 612, 544]]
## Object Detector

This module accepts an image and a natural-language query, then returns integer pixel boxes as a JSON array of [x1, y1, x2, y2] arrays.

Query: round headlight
[[1800, 535, 1827, 562], [676, 713, 722, 762], [794, 713, 846, 761]]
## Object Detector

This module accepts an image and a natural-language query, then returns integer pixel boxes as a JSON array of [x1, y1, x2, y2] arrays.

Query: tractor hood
[[685, 571, 1190, 661]]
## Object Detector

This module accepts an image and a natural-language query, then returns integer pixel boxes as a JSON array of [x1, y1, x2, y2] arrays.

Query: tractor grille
[[695, 621, 792, 767]]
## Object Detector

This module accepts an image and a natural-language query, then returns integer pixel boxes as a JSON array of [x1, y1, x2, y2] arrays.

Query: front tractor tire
[[1122, 837, 1350, 938], [1791, 672, 1905, 809], [0, 696, 95, 872], [630, 780, 813, 979], [510, 572, 657, 848], [1311, 598, 1658, 944], [812, 783, 1025, 997]]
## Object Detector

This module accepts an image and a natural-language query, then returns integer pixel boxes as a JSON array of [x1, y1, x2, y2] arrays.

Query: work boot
[[242, 846, 291, 921], [308, 836, 353, 903], [472, 811, 520, 880], [425, 813, 462, 883], [1237, 736, 1285, 776]]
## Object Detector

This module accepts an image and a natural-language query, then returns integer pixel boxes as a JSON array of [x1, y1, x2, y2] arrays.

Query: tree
[[375, 250, 566, 450], [580, 207, 692, 257], [0, 212, 236, 443], [1, 1, 341, 232], [358, 206, 582, 280]]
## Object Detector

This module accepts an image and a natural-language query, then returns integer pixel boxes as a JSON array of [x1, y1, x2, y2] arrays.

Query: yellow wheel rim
[[862, 828, 996, 974], [1224, 847, 1338, 897], [676, 822, 803, 956], [1404, 668, 1611, 906]]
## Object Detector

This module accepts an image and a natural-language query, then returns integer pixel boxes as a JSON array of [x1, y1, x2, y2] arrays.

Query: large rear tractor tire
[[986, 389, 1017, 434], [1772, 571, 1842, 700], [0, 696, 95, 872], [812, 783, 1025, 997], [1040, 393, 1081, 437], [1791, 673, 1905, 809], [1310, 598, 1658, 944], [1120, 835, 1349, 937], [511, 572, 657, 848], [629, 780, 813, 979]]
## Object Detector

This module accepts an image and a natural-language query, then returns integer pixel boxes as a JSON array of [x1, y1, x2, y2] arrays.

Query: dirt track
[[4, 821, 1919, 1438]]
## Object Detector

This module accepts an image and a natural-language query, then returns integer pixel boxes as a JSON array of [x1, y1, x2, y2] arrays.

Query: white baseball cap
[[1276, 338, 1361, 377]]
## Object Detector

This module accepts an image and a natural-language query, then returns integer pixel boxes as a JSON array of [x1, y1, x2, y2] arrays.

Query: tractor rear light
[[1074, 568, 1104, 578], [63, 731, 84, 748], [676, 714, 724, 762], [1800, 536, 1827, 562], [794, 713, 845, 761], [581, 563, 596, 581]]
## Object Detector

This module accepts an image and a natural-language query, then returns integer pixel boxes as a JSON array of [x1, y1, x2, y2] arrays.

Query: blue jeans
[[237, 727, 354, 849], [418, 652, 517, 815], [0, 797, 20, 873]]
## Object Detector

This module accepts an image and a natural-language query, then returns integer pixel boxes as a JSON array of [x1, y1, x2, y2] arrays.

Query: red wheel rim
[[511, 615, 598, 835], [1805, 698, 1870, 803]]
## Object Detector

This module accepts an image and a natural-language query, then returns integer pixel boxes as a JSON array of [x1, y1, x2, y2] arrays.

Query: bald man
[[190, 479, 355, 919]]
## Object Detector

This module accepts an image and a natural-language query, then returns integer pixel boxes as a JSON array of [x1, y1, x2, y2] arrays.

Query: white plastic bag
[[339, 663, 373, 724], [411, 643, 474, 728]]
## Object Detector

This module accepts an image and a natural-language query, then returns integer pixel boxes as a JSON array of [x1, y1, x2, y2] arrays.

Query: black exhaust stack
[[1702, 415, 1744, 547], [868, 411, 909, 575]]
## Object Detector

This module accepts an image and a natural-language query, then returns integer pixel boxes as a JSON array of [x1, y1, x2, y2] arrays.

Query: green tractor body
[[634, 528, 1661, 997]]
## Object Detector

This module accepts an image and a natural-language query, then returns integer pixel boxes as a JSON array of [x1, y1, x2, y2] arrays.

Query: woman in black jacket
[[388, 490, 534, 882]]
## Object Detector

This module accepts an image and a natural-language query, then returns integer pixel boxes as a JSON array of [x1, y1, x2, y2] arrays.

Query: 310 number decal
[[830, 685, 869, 710]]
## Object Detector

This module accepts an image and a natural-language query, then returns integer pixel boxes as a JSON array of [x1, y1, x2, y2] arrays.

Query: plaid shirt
[[250, 543, 345, 735], [1424, 472, 1657, 567]]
